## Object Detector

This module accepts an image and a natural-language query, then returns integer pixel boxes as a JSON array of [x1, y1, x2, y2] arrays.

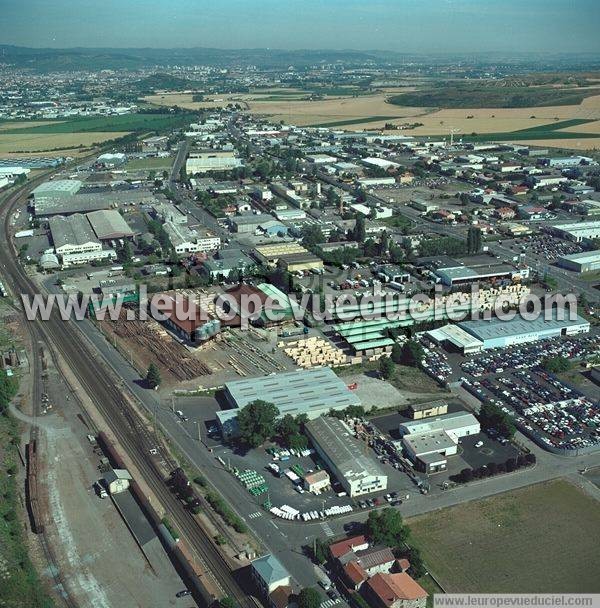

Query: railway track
[[0, 174, 256, 608]]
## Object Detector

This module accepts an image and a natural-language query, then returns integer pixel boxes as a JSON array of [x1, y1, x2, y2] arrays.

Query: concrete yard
[[35, 356, 188, 608]]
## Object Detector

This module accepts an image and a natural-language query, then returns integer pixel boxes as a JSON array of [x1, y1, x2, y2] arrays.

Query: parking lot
[[208, 431, 415, 521], [459, 335, 600, 452]]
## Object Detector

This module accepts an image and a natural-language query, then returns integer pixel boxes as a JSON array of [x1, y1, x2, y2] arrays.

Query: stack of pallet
[[280, 336, 347, 368]]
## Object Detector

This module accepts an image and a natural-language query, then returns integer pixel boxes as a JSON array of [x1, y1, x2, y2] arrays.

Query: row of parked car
[[524, 234, 583, 262], [461, 335, 599, 377], [420, 340, 453, 382], [461, 362, 599, 449]]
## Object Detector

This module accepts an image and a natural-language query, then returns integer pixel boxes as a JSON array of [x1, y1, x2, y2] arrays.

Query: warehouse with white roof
[[399, 412, 481, 474], [557, 250, 600, 274], [216, 368, 361, 438], [305, 416, 387, 497]]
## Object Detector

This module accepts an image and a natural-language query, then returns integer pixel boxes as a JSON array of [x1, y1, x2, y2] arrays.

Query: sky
[[1, 0, 599, 54]]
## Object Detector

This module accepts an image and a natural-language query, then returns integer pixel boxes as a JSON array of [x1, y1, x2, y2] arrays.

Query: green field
[[454, 118, 598, 142], [0, 112, 194, 135], [389, 84, 600, 109], [407, 479, 600, 593], [310, 115, 400, 128]]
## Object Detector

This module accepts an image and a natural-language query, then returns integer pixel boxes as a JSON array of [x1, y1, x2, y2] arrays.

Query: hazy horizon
[[2, 0, 599, 55]]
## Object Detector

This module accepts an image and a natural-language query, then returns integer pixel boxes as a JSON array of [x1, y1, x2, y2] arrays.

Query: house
[[343, 561, 368, 590], [269, 585, 293, 608], [251, 554, 292, 598], [303, 470, 331, 493], [495, 207, 516, 220], [329, 535, 369, 560], [350, 546, 396, 576], [362, 572, 428, 608]]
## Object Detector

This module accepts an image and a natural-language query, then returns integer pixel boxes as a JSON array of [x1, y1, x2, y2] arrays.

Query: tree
[[237, 400, 278, 447], [379, 356, 395, 380], [354, 214, 366, 242], [219, 597, 237, 608], [301, 225, 325, 250], [325, 186, 341, 208], [311, 538, 329, 564], [459, 468, 473, 482], [478, 402, 516, 439], [117, 240, 133, 264], [297, 588, 322, 608], [467, 227, 482, 254], [542, 356, 572, 374], [0, 369, 19, 413], [366, 508, 409, 548], [145, 363, 161, 389], [391, 343, 403, 364], [405, 546, 426, 579], [400, 340, 425, 367], [277, 414, 308, 450]]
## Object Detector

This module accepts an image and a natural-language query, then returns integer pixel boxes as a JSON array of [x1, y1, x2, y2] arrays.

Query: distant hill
[[1, 45, 598, 74], [0, 45, 408, 72]]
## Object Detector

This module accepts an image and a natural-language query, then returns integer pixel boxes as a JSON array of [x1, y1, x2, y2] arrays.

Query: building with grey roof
[[48, 214, 115, 267], [87, 209, 134, 241], [557, 250, 600, 274], [305, 416, 387, 497], [458, 311, 590, 349], [216, 367, 361, 439], [32, 179, 83, 200], [251, 554, 291, 597], [33, 189, 158, 217], [399, 412, 480, 442]]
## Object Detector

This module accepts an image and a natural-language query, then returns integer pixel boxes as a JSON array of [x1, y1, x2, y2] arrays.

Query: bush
[[206, 490, 248, 533], [193, 475, 207, 487]]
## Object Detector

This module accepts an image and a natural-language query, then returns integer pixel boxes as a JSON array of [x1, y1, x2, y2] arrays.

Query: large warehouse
[[32, 179, 83, 200], [87, 209, 135, 241], [216, 368, 361, 438], [49, 214, 116, 267], [457, 312, 590, 350], [305, 417, 387, 497], [557, 250, 600, 274], [550, 221, 600, 243]]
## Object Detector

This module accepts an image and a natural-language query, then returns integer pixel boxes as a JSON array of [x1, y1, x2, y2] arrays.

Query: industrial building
[[31, 179, 83, 200], [399, 412, 480, 474], [305, 416, 387, 497], [426, 324, 484, 355], [199, 248, 256, 280], [33, 189, 157, 217], [458, 312, 590, 350], [149, 295, 220, 344], [230, 213, 270, 234], [305, 417, 387, 497], [186, 151, 243, 175], [48, 214, 115, 267], [399, 412, 480, 440], [550, 221, 600, 243], [164, 221, 220, 256], [557, 250, 600, 274], [216, 368, 361, 438], [87, 209, 134, 241], [253, 242, 311, 266]]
